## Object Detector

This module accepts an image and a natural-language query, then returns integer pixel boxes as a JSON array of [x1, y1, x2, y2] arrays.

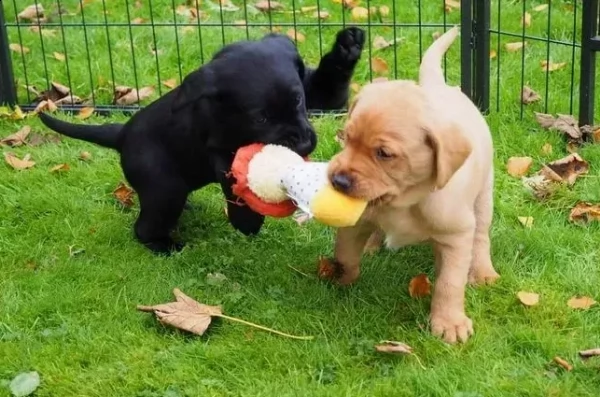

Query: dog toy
[[229, 143, 367, 227]]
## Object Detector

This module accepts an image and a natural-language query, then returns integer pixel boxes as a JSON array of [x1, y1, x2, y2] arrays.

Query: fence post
[[0, 3, 17, 107], [472, 0, 490, 113], [579, 0, 599, 127], [460, 0, 472, 100]]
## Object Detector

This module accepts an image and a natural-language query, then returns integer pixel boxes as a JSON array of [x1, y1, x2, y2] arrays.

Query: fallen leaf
[[9, 371, 41, 397], [12, 106, 26, 120], [300, 6, 317, 13], [351, 6, 369, 20], [506, 156, 533, 177], [518, 216, 534, 229], [505, 41, 526, 52], [50, 163, 69, 173], [254, 1, 283, 12], [580, 124, 600, 142], [10, 43, 30, 54], [371, 57, 389, 74], [372, 36, 401, 50], [539, 153, 588, 185], [444, 0, 460, 11], [517, 291, 539, 306], [534, 112, 556, 129], [534, 4, 548, 12], [312, 10, 329, 19], [1, 126, 31, 147], [553, 356, 573, 371], [534, 113, 582, 141], [521, 86, 540, 104], [432, 31, 441, 40], [521, 11, 532, 27], [541, 60, 567, 72], [79, 151, 92, 161], [33, 99, 58, 113], [206, 272, 228, 285], [541, 143, 553, 155], [286, 29, 305, 42], [490, 49, 497, 59], [135, 0, 143, 8], [521, 174, 556, 200], [375, 340, 413, 354], [408, 273, 431, 298], [138, 288, 313, 339], [32, 81, 73, 103], [113, 182, 135, 208], [77, 107, 95, 120], [569, 202, 600, 224], [162, 79, 177, 89], [18, 4, 44, 21], [378, 5, 390, 17], [53, 52, 65, 62], [4, 152, 35, 170], [579, 348, 600, 359], [233, 19, 246, 28], [317, 257, 336, 279], [28, 133, 61, 146], [131, 17, 145, 24], [567, 296, 597, 310], [114, 86, 155, 105]]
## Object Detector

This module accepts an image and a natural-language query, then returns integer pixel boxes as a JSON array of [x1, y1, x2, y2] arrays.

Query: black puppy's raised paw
[[143, 238, 185, 256], [332, 27, 365, 68], [226, 202, 265, 236]]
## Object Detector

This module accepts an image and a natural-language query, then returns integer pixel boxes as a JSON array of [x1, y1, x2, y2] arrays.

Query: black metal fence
[[0, 0, 598, 125]]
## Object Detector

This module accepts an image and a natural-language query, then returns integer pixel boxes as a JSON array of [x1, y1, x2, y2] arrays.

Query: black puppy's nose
[[331, 173, 353, 192], [295, 136, 316, 157]]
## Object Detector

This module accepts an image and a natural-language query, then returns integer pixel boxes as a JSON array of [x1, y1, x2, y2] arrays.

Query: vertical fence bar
[[473, 0, 490, 113], [460, 0, 473, 99], [0, 4, 17, 106], [579, 0, 599, 127]]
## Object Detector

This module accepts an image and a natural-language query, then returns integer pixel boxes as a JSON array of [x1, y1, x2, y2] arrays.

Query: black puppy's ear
[[295, 57, 306, 80], [172, 66, 216, 112]]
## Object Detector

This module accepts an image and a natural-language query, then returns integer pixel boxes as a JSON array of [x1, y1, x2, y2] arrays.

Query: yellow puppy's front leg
[[430, 230, 475, 344], [332, 223, 375, 285]]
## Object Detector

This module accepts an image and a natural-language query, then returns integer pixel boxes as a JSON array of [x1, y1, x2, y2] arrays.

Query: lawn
[[2, 0, 600, 396]]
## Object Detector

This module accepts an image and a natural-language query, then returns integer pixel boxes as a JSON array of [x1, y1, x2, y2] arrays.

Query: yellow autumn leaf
[[371, 57, 389, 75], [505, 41, 526, 52]]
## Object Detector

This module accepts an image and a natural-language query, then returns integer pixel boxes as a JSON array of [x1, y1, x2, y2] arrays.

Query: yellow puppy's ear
[[426, 124, 472, 189]]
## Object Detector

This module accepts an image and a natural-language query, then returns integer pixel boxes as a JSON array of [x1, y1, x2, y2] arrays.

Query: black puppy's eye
[[375, 147, 394, 160], [255, 112, 268, 124]]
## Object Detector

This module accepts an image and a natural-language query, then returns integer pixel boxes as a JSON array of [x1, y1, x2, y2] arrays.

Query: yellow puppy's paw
[[430, 311, 473, 344], [468, 266, 500, 286]]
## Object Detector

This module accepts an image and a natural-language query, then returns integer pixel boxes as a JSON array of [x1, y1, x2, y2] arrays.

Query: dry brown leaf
[[579, 348, 600, 359], [535, 113, 582, 140], [375, 341, 413, 354], [534, 4, 548, 12], [50, 163, 70, 173], [490, 50, 497, 59], [378, 5, 390, 17], [521, 86, 540, 104], [566, 141, 579, 153], [432, 31, 441, 40], [444, 0, 460, 11], [286, 29, 305, 43], [114, 86, 155, 105], [18, 4, 44, 20], [312, 10, 329, 19], [254, 1, 283, 12], [371, 57, 389, 75], [518, 216, 534, 229], [77, 107, 95, 120], [408, 273, 431, 298], [539, 153, 588, 185], [521, 11, 532, 28], [567, 296, 597, 310], [53, 52, 65, 62], [131, 17, 145, 24], [317, 257, 336, 279], [162, 79, 177, 89], [522, 174, 555, 200], [4, 152, 35, 170], [534, 112, 556, 129], [372, 36, 401, 50], [10, 43, 30, 54], [541, 143, 552, 155], [553, 356, 573, 371], [506, 156, 533, 177], [113, 182, 135, 208], [505, 41, 526, 52], [33, 81, 72, 103], [1, 126, 31, 147], [138, 288, 313, 339], [79, 151, 92, 161], [541, 60, 567, 72], [33, 99, 58, 113], [351, 6, 369, 20], [517, 291, 539, 306], [580, 124, 600, 142], [569, 202, 600, 224]]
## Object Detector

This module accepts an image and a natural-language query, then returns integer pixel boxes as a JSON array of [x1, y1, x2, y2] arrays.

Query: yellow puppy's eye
[[375, 147, 394, 160]]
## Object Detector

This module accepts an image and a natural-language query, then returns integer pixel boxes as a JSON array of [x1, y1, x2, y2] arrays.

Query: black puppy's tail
[[38, 112, 123, 150]]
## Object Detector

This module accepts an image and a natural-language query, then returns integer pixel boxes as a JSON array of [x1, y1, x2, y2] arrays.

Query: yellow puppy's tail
[[419, 26, 459, 88]]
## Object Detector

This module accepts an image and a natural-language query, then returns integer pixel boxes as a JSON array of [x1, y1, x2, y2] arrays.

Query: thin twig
[[217, 313, 314, 340], [287, 264, 311, 278]]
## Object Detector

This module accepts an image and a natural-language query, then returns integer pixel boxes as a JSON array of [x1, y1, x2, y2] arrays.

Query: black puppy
[[39, 27, 365, 254]]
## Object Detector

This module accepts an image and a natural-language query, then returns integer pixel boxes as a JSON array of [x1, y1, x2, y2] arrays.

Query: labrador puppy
[[39, 27, 365, 254], [326, 27, 499, 344]]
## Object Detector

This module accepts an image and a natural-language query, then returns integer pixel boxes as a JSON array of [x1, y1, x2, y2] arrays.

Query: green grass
[[2, 0, 600, 396]]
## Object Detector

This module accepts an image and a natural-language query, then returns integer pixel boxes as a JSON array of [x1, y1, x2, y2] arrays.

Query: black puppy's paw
[[227, 202, 265, 236], [144, 238, 185, 256], [332, 27, 365, 67]]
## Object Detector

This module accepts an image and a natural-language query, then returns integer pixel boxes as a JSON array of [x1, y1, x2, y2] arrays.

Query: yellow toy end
[[309, 183, 368, 227]]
